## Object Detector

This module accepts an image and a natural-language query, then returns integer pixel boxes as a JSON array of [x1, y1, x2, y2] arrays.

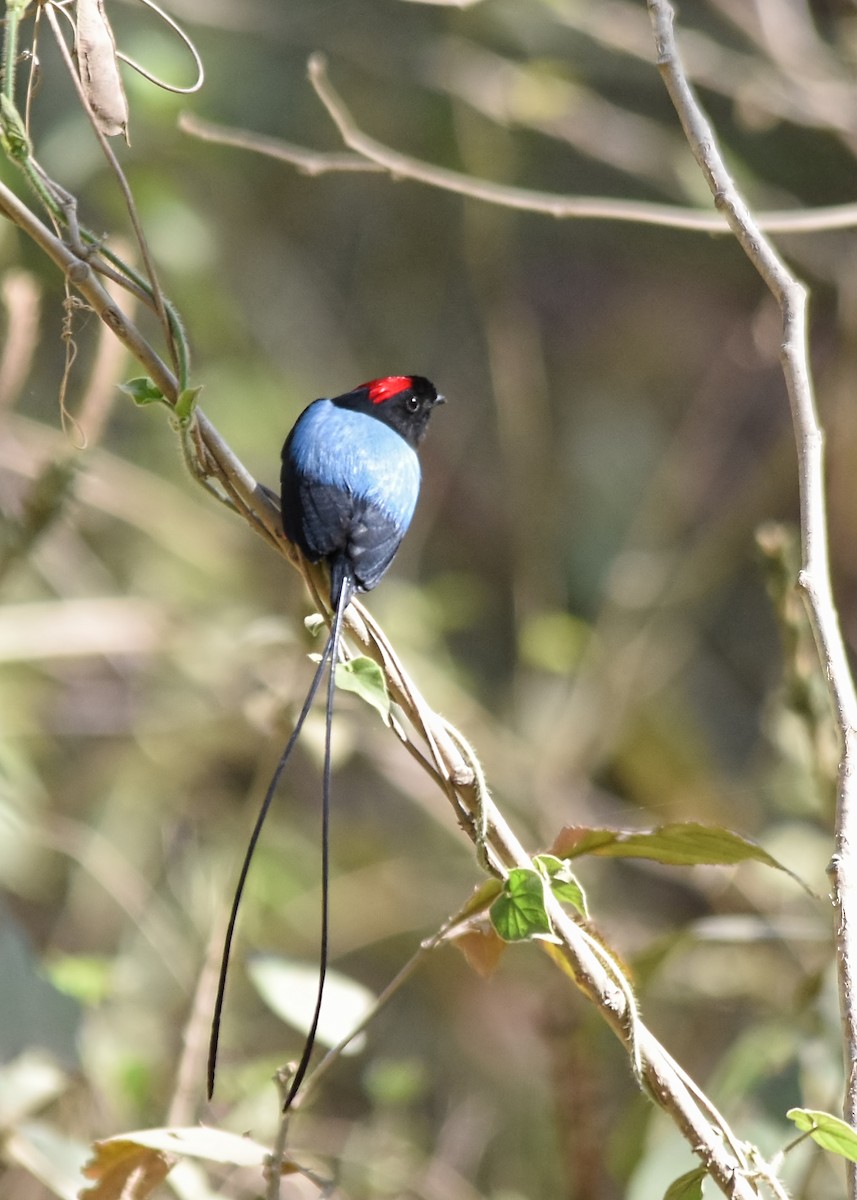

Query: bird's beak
[[434, 393, 446, 406]]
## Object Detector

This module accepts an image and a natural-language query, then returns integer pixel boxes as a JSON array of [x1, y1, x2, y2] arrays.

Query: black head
[[333, 375, 444, 449]]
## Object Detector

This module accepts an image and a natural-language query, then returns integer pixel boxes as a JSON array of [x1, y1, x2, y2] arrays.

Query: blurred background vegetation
[[1, 0, 856, 1196]]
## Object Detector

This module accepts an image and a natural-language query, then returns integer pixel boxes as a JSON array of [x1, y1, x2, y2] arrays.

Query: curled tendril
[[117, 0, 205, 96]]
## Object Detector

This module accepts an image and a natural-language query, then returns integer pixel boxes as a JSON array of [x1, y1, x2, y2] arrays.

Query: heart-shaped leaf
[[490, 868, 553, 942]]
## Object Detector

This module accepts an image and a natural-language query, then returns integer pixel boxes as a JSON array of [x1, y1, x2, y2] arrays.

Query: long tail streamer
[[207, 582, 350, 1106]]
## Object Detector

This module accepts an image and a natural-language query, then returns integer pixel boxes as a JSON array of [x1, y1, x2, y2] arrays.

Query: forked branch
[[181, 61, 857, 235]]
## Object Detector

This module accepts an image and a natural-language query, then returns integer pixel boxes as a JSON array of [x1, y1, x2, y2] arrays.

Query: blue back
[[289, 400, 421, 524], [283, 398, 421, 598]]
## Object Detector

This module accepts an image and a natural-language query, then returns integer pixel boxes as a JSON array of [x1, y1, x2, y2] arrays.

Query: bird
[[207, 375, 444, 1110]]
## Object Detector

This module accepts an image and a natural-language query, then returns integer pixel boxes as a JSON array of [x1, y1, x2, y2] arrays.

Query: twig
[[2, 0, 30, 105], [266, 1074, 292, 1200], [299, 55, 857, 234], [179, 112, 383, 177], [296, 906, 480, 1111], [646, 0, 857, 1190], [181, 57, 857, 236]]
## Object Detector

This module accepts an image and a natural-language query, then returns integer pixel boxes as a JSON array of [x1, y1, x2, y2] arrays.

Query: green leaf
[[119, 377, 167, 407], [787, 1108, 857, 1163], [535, 854, 588, 917], [663, 1167, 706, 1199], [489, 868, 553, 942], [335, 656, 390, 722], [552, 822, 810, 891], [44, 954, 112, 1005], [175, 385, 202, 422]]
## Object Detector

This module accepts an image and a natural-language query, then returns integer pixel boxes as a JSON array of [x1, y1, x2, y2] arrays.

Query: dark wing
[[344, 495, 409, 592], [295, 481, 406, 593]]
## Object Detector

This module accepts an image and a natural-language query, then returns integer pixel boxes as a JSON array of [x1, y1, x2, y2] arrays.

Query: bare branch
[[647, 0, 857, 1189], [179, 111, 383, 176], [182, 55, 857, 235], [296, 55, 857, 234]]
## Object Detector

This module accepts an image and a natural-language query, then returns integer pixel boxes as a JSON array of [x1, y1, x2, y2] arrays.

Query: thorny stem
[[648, 0, 857, 1187]]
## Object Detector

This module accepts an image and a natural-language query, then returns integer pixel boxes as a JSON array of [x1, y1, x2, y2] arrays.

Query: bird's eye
[[405, 395, 420, 412]]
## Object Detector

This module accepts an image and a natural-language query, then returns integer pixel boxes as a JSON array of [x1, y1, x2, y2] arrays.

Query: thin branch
[[296, 934, 441, 1110], [2, 0, 30, 104], [181, 57, 857, 235], [647, 0, 857, 1190], [295, 898, 500, 1112], [179, 112, 383, 177], [231, 50, 857, 235]]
